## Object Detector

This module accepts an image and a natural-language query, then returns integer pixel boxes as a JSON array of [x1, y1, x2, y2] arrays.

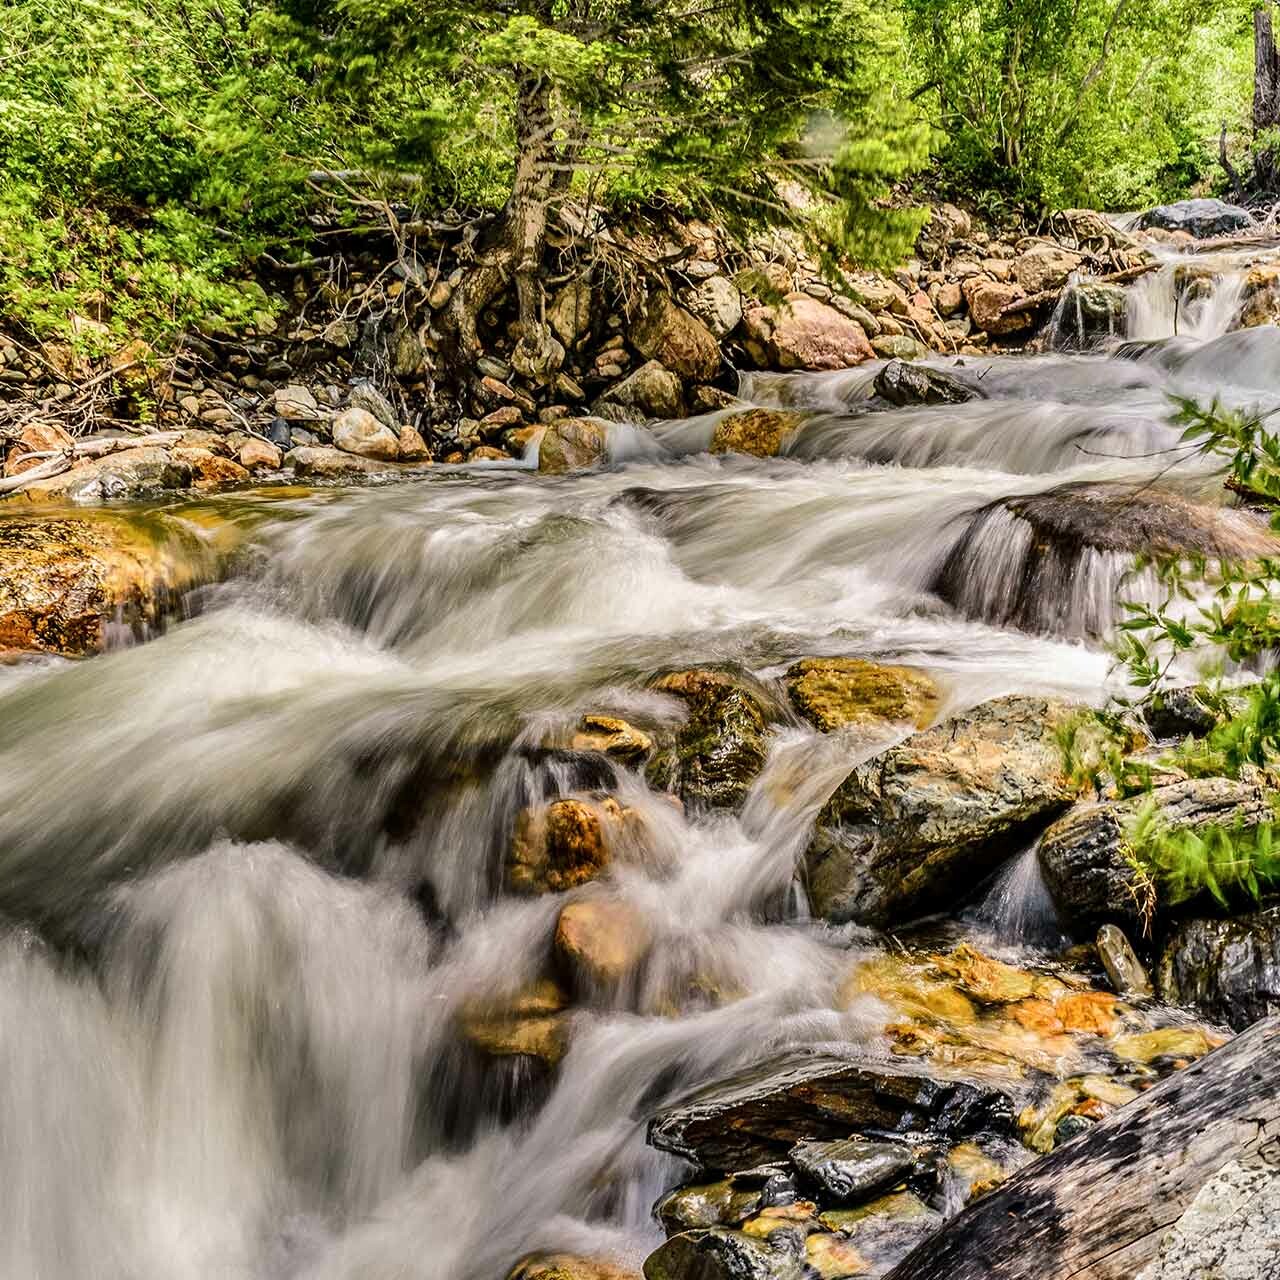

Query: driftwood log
[[885, 1015, 1280, 1280], [0, 431, 182, 498]]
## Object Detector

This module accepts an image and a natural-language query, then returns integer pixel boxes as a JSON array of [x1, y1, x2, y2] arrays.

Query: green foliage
[[902, 0, 1254, 209], [1125, 797, 1280, 910], [317, 0, 935, 267]]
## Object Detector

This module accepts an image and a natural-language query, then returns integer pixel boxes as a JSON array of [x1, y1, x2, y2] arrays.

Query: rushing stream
[[0, 260, 1277, 1279]]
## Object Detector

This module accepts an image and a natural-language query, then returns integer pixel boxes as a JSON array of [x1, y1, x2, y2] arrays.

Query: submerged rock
[[806, 695, 1077, 927], [872, 360, 980, 407], [1137, 199, 1252, 239], [784, 657, 942, 732], [0, 513, 208, 655], [647, 1054, 1014, 1173], [554, 897, 652, 989], [646, 667, 773, 811], [1038, 777, 1274, 930], [1158, 906, 1280, 1030], [709, 408, 806, 458]]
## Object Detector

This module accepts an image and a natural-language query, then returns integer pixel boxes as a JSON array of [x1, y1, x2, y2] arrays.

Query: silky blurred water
[[0, 293, 1276, 1277]]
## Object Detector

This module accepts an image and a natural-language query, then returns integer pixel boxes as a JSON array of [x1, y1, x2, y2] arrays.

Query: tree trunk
[[884, 1015, 1280, 1280], [439, 51, 561, 396], [1254, 5, 1280, 192]]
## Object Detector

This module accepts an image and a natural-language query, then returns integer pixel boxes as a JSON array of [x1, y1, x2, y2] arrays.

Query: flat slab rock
[[805, 694, 1078, 927], [646, 1052, 1014, 1173]]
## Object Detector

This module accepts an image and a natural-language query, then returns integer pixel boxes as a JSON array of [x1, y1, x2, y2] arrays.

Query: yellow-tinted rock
[[1009, 998, 1064, 1034], [1055, 991, 1120, 1036], [1113, 1026, 1218, 1064], [570, 714, 654, 766], [554, 898, 652, 988], [0, 513, 211, 655], [931, 944, 1036, 1005], [458, 978, 571, 1066], [508, 1254, 637, 1280], [741, 1201, 819, 1239], [805, 1233, 871, 1278], [170, 447, 250, 490], [709, 407, 805, 458], [538, 418, 608, 473], [785, 657, 942, 732], [946, 1142, 1009, 1201], [840, 954, 978, 1025]]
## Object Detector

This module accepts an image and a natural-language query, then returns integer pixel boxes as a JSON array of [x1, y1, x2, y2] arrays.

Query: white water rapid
[[0, 270, 1278, 1278]]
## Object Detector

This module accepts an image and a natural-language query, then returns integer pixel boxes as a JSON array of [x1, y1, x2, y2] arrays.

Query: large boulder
[[873, 360, 981, 407], [0, 513, 208, 655], [17, 446, 190, 503], [538, 418, 609, 474], [645, 668, 773, 811], [332, 407, 401, 460], [1137, 199, 1252, 239], [784, 657, 942, 732], [684, 275, 744, 339], [1158, 906, 1280, 1031], [629, 293, 721, 382], [805, 695, 1078, 927], [285, 445, 390, 479], [742, 295, 874, 371], [553, 897, 652, 990], [598, 360, 683, 421], [709, 408, 805, 459], [548, 281, 596, 348], [934, 483, 1279, 638], [647, 1053, 1014, 1172], [1038, 777, 1275, 931]]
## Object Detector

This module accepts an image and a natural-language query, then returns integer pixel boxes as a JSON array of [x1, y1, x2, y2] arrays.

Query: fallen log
[[884, 1014, 1280, 1280], [0, 432, 183, 498]]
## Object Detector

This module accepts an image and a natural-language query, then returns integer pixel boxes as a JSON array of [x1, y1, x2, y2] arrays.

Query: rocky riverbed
[[1, 197, 1280, 1280]]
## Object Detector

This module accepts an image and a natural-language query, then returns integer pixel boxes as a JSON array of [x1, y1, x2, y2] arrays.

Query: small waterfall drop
[[974, 846, 1066, 948], [1126, 258, 1248, 341]]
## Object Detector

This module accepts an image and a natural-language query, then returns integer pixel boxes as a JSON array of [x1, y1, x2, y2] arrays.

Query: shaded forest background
[[0, 0, 1263, 349]]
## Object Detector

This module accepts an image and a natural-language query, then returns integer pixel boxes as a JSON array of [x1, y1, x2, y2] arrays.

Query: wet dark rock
[[1157, 905, 1280, 1030], [643, 1227, 796, 1280], [1038, 777, 1274, 931], [789, 1137, 916, 1204], [933, 483, 1278, 638], [806, 695, 1078, 927], [872, 360, 981, 407], [654, 1176, 773, 1236], [647, 1053, 1015, 1173], [645, 667, 773, 811], [1143, 687, 1218, 740], [1053, 1113, 1093, 1144], [1137, 199, 1252, 239]]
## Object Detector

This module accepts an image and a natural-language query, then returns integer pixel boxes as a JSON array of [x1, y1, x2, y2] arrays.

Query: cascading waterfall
[[0, 261, 1278, 1278]]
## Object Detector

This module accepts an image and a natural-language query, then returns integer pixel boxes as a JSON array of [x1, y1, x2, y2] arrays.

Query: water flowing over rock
[[1158, 906, 1280, 1030], [1038, 777, 1274, 931], [806, 696, 1078, 927], [934, 483, 1279, 638], [0, 513, 211, 654], [645, 667, 773, 810]]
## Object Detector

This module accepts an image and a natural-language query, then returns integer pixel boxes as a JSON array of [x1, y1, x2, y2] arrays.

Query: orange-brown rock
[[458, 978, 571, 1066], [709, 408, 806, 458], [1055, 991, 1120, 1036], [508, 795, 630, 894], [3, 422, 74, 477], [0, 513, 210, 655]]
